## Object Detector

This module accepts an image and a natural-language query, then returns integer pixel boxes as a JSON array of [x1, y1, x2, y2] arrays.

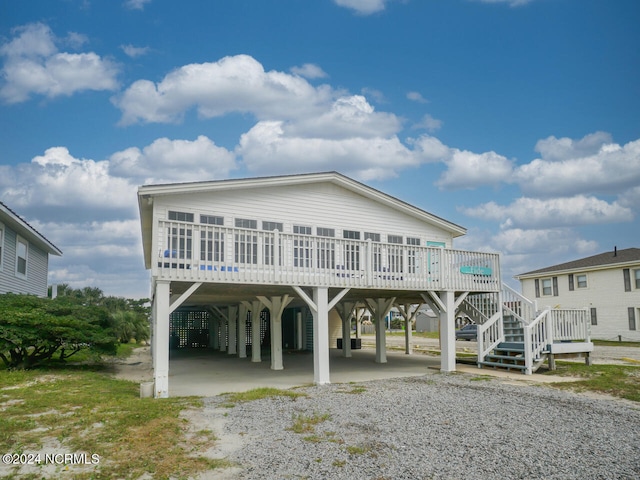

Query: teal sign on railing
[[460, 266, 492, 276]]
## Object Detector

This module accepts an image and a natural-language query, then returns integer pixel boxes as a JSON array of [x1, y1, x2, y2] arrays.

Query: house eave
[[515, 260, 640, 281], [0, 203, 63, 256]]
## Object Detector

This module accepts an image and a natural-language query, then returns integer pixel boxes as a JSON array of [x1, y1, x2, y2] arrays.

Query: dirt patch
[[109, 346, 153, 383]]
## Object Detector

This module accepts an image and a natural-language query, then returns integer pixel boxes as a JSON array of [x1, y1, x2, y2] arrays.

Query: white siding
[[521, 267, 640, 341], [0, 225, 50, 297], [153, 182, 454, 246]]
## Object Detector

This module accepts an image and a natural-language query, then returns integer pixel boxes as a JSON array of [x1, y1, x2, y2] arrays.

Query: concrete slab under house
[[137, 171, 593, 398]]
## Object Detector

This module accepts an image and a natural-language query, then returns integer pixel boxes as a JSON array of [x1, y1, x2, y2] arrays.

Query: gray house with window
[[0, 202, 62, 297], [515, 248, 640, 341]]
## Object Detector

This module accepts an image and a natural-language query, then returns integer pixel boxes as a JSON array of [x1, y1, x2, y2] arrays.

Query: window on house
[[168, 210, 194, 222], [635, 269, 640, 289], [200, 231, 224, 262], [343, 230, 360, 240], [200, 214, 223, 225], [541, 278, 553, 296], [629, 307, 637, 331], [407, 238, 419, 274], [623, 269, 632, 292], [234, 232, 257, 264], [293, 225, 311, 235], [168, 227, 192, 260], [262, 221, 283, 231], [317, 227, 335, 237], [576, 274, 587, 288], [235, 218, 257, 229], [293, 226, 312, 268], [387, 236, 403, 273], [590, 308, 597, 326], [16, 237, 28, 276], [364, 232, 380, 242], [387, 235, 403, 244]]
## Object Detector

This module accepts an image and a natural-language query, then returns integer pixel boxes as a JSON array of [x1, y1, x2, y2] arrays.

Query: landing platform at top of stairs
[[548, 342, 594, 355]]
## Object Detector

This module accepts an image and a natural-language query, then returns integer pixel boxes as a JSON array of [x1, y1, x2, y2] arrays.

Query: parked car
[[455, 324, 477, 341]]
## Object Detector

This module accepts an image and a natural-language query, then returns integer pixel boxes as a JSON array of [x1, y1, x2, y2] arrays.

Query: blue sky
[[1, 0, 638, 298]]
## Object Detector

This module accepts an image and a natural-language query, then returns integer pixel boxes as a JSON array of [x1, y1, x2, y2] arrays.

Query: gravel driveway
[[202, 371, 640, 480]]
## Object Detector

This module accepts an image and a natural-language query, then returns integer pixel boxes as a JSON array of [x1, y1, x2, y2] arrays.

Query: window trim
[[576, 274, 588, 289], [15, 235, 28, 278]]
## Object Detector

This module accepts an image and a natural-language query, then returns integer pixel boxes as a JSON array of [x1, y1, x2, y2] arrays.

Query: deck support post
[[313, 287, 330, 384], [396, 303, 422, 355], [228, 305, 238, 355], [336, 302, 357, 358], [210, 316, 219, 349], [257, 295, 293, 371], [439, 291, 456, 372], [238, 303, 247, 359], [293, 286, 350, 385], [152, 280, 170, 398], [366, 297, 396, 364], [246, 300, 264, 363]]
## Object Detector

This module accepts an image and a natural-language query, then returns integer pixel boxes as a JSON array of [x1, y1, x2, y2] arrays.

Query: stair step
[[498, 342, 524, 350], [486, 354, 525, 362], [479, 361, 528, 371]]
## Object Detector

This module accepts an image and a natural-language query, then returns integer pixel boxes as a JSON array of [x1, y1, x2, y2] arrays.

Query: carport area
[[168, 347, 442, 397]]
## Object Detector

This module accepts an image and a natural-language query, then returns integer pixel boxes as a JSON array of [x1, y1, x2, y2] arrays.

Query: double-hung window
[[293, 225, 312, 268], [343, 230, 361, 271], [635, 269, 640, 289], [262, 221, 283, 266], [235, 218, 257, 264], [387, 235, 403, 273], [16, 236, 28, 277], [365, 232, 381, 272], [317, 227, 335, 269], [406, 237, 420, 274]]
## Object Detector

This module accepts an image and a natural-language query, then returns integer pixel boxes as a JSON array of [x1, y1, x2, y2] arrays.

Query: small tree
[[0, 293, 118, 369]]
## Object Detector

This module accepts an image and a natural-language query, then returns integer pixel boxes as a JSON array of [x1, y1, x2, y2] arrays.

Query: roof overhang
[[0, 203, 62, 256]]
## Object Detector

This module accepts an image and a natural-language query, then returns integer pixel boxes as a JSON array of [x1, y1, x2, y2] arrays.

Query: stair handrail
[[477, 311, 504, 365], [459, 298, 491, 325], [502, 283, 536, 325], [523, 309, 551, 375]]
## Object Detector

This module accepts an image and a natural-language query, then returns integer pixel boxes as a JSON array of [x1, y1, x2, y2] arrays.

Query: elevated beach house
[[0, 202, 62, 297], [138, 172, 591, 398]]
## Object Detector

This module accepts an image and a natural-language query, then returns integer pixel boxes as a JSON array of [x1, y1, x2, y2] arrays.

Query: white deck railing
[[502, 283, 537, 326], [153, 220, 501, 292], [523, 307, 591, 374]]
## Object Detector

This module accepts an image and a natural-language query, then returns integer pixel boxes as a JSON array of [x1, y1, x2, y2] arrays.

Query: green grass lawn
[[544, 362, 640, 403], [0, 360, 227, 479]]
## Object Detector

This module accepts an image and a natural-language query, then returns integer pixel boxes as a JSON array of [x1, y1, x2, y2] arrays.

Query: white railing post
[[523, 324, 533, 375], [366, 238, 373, 286], [274, 229, 280, 283]]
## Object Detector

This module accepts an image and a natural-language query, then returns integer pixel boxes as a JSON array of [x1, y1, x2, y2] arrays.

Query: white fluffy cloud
[[237, 120, 418, 180], [0, 23, 119, 103], [472, 0, 534, 6], [290, 63, 328, 79], [462, 196, 633, 229], [110, 136, 236, 184], [113, 54, 335, 125], [437, 149, 514, 189], [333, 0, 390, 15], [515, 134, 640, 197]]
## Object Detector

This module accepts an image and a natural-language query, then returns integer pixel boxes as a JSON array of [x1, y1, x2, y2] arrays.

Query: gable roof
[[138, 171, 467, 268], [0, 202, 63, 256], [515, 247, 640, 279]]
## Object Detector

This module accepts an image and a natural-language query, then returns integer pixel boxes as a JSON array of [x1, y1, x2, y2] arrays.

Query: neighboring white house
[[0, 202, 62, 297], [515, 247, 640, 342], [137, 171, 507, 397]]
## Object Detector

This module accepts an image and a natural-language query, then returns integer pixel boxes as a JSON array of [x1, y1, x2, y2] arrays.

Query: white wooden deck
[[153, 220, 501, 293]]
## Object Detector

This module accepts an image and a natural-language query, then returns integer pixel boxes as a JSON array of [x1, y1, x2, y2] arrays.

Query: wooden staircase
[[465, 285, 593, 375]]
